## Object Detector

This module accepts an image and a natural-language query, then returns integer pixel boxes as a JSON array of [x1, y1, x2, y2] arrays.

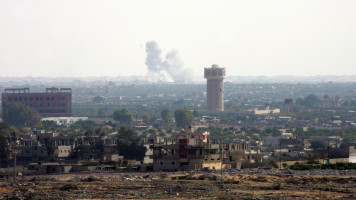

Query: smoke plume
[[145, 41, 191, 82]]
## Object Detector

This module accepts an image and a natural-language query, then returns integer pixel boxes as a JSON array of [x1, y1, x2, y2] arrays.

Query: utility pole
[[327, 135, 330, 161], [279, 139, 281, 169], [13, 150, 16, 183], [220, 138, 223, 184], [105, 79, 108, 122]]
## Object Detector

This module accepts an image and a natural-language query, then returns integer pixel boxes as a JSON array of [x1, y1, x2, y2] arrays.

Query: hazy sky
[[0, 0, 355, 77]]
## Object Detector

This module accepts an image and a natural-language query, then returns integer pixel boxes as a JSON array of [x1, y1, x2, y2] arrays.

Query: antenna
[[105, 79, 108, 122]]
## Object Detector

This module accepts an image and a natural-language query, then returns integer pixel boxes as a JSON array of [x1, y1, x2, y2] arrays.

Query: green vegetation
[[290, 162, 356, 170], [161, 108, 172, 124], [0, 122, 24, 167], [297, 94, 320, 108], [0, 122, 23, 141], [113, 108, 133, 125], [310, 140, 326, 149], [174, 108, 194, 128], [142, 113, 151, 124], [116, 126, 147, 161], [2, 102, 42, 128], [92, 95, 105, 103]]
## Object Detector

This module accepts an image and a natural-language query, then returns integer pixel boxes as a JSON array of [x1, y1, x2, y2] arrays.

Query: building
[[1, 87, 72, 117], [15, 130, 76, 164], [253, 107, 280, 115], [150, 129, 224, 171], [225, 141, 262, 169], [42, 117, 88, 126], [204, 64, 226, 111]]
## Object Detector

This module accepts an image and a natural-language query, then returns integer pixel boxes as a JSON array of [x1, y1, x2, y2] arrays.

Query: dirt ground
[[0, 170, 356, 200]]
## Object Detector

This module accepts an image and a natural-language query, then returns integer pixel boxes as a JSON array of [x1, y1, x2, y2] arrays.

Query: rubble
[[0, 170, 355, 199]]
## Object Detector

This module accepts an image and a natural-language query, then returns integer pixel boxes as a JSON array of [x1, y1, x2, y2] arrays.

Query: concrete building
[[42, 117, 88, 126], [204, 64, 226, 111], [15, 130, 76, 163], [253, 107, 280, 115], [1, 87, 72, 117], [225, 142, 262, 169], [150, 129, 224, 171]]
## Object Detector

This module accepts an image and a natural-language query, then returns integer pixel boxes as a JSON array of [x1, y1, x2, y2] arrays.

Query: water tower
[[204, 64, 226, 111], [284, 99, 293, 113]]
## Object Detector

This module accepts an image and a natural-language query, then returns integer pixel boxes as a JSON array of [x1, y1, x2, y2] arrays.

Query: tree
[[174, 108, 194, 128], [142, 113, 151, 124], [116, 126, 147, 161], [310, 140, 326, 149], [71, 120, 97, 132], [294, 127, 304, 138], [113, 108, 133, 125], [0, 122, 22, 167], [97, 108, 107, 117], [193, 109, 199, 117], [265, 128, 281, 137], [92, 127, 109, 159], [2, 102, 41, 128], [42, 120, 58, 132], [160, 109, 172, 124], [0, 122, 22, 142], [93, 96, 105, 103], [301, 94, 320, 108]]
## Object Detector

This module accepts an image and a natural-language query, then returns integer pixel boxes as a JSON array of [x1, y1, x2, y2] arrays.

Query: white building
[[42, 117, 88, 126]]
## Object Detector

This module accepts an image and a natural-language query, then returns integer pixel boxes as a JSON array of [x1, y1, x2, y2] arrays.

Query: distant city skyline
[[0, 0, 355, 78]]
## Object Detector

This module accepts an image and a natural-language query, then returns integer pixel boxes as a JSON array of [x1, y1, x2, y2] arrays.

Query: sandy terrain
[[0, 170, 355, 199]]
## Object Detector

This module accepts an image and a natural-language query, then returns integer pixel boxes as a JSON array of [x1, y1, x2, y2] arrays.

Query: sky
[[0, 0, 355, 78]]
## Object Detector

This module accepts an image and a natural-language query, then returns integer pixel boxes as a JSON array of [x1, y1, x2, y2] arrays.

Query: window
[[29, 97, 32, 101], [24, 97, 28, 101], [36, 97, 39, 101], [171, 161, 176, 166], [46, 97, 50, 101], [40, 97, 43, 100], [8, 97, 11, 101], [159, 161, 164, 166]]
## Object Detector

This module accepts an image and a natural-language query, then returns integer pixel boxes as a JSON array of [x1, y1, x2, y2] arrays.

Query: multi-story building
[[1, 87, 72, 117], [225, 141, 262, 169], [15, 130, 76, 163], [150, 129, 224, 171], [204, 64, 226, 111]]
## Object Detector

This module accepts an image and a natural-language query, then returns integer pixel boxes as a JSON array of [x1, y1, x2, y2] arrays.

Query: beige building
[[150, 130, 224, 171], [224, 142, 262, 169], [204, 64, 226, 111]]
